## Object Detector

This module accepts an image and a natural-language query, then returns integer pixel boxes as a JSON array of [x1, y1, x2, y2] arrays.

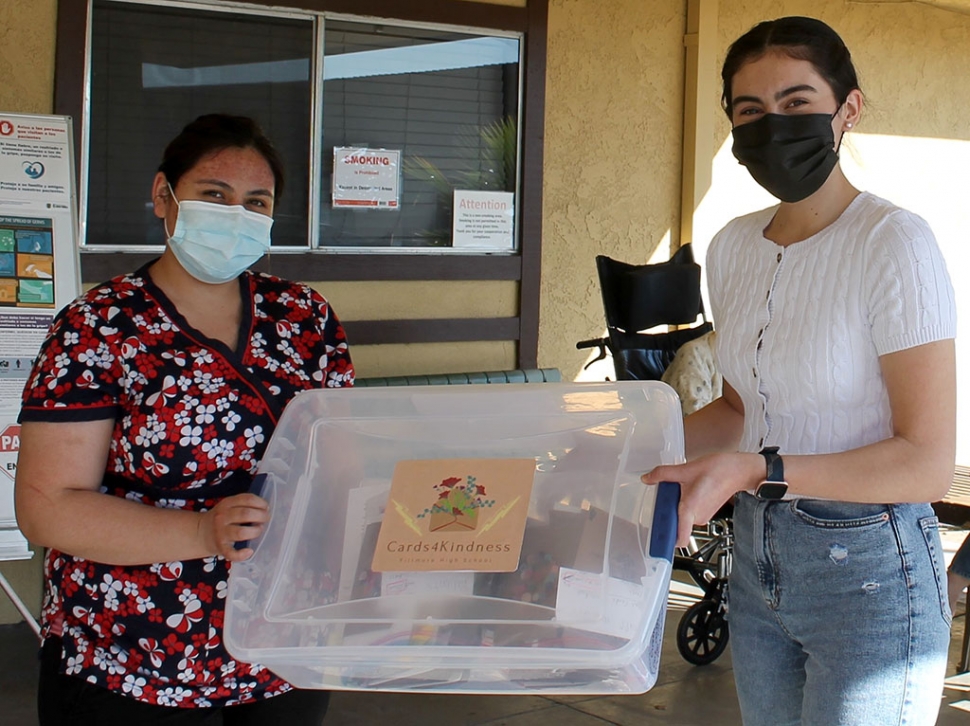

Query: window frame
[[55, 0, 547, 367]]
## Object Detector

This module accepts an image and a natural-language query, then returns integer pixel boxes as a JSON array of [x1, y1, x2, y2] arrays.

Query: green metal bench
[[355, 368, 561, 387]]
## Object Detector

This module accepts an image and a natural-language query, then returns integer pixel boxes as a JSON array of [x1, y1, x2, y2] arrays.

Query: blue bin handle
[[648, 481, 680, 563], [233, 473, 269, 551]]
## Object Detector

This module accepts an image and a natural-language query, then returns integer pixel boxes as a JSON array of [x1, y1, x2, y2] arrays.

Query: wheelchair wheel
[[677, 598, 729, 666]]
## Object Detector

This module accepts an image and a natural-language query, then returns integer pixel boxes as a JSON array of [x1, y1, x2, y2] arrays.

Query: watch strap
[[756, 446, 788, 500], [759, 446, 784, 483]]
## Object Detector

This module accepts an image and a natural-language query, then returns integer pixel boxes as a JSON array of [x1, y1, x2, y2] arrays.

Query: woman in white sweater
[[643, 17, 956, 725]]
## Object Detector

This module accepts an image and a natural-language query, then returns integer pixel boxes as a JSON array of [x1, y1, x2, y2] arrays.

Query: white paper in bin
[[225, 381, 684, 694]]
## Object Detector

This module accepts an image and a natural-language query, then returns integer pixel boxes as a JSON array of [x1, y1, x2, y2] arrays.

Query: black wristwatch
[[756, 446, 788, 500]]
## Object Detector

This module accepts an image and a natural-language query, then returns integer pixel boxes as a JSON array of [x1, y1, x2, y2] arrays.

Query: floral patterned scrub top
[[19, 263, 353, 708]]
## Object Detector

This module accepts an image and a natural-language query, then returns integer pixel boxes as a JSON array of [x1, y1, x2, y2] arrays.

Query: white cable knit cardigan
[[708, 192, 956, 457]]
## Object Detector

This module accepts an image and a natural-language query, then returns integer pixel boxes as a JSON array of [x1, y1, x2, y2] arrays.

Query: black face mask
[[731, 112, 839, 203]]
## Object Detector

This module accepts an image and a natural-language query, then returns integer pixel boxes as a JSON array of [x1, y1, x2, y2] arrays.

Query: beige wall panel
[[308, 280, 519, 320], [351, 341, 517, 378], [540, 0, 687, 381], [0, 0, 57, 114], [0, 0, 57, 625]]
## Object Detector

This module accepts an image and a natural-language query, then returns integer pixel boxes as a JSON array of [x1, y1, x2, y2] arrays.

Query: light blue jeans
[[729, 493, 951, 726], [950, 532, 970, 579]]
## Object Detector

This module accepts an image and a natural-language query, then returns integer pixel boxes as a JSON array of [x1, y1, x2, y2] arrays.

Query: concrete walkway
[[4, 575, 970, 725]]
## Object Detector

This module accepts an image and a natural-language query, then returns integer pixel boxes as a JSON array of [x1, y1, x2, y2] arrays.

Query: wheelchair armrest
[[576, 337, 607, 350]]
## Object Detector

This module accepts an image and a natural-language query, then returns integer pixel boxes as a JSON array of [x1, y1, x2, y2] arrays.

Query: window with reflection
[[84, 0, 523, 254], [87, 0, 313, 247], [320, 21, 520, 250]]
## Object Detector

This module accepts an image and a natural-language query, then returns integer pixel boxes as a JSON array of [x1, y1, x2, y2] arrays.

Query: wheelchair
[[576, 244, 732, 666]]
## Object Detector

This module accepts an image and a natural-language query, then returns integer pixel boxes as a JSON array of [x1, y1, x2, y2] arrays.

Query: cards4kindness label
[[372, 458, 535, 573]]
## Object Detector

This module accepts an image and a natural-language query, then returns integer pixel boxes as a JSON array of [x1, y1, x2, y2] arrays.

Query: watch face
[[756, 482, 788, 500]]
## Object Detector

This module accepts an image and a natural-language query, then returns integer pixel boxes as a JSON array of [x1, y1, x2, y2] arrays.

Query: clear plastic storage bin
[[225, 381, 683, 694]]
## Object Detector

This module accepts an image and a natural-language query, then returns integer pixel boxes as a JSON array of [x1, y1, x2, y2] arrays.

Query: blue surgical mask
[[164, 185, 274, 284]]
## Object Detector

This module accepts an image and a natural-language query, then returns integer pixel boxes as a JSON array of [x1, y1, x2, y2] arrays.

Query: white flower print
[[157, 498, 188, 510], [110, 644, 129, 663], [194, 370, 224, 394], [156, 686, 190, 706], [245, 427, 265, 448], [328, 370, 352, 386], [122, 674, 146, 697], [201, 439, 234, 467], [144, 319, 174, 337], [100, 575, 123, 611], [174, 409, 192, 427], [63, 330, 80, 346], [93, 647, 123, 674], [77, 341, 114, 370], [135, 415, 166, 447], [221, 411, 241, 431], [99, 645, 128, 675], [177, 586, 200, 608], [195, 404, 216, 425], [180, 424, 202, 446], [65, 653, 84, 676], [135, 594, 155, 613], [45, 365, 69, 390], [177, 646, 199, 682]]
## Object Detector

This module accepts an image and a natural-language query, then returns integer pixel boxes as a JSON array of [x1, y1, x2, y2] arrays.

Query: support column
[[679, 0, 718, 251]]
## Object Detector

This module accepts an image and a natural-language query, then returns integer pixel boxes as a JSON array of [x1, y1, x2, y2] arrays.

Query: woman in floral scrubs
[[16, 114, 352, 724]]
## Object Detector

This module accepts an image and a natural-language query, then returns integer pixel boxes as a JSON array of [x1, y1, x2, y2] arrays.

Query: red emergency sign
[[0, 424, 20, 453]]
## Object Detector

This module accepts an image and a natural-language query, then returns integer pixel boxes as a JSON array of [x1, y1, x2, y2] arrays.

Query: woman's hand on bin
[[199, 493, 270, 561], [642, 452, 761, 547]]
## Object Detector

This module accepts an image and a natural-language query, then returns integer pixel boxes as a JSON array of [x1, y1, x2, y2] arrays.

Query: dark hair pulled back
[[158, 114, 285, 201], [721, 16, 861, 118]]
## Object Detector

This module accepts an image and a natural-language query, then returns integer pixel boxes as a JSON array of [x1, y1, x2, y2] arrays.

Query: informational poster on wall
[[452, 190, 514, 250], [332, 147, 401, 209], [0, 113, 80, 560]]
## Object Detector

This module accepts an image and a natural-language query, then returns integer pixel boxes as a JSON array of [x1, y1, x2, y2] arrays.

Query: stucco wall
[[0, 0, 57, 114], [694, 0, 970, 242], [539, 0, 689, 380]]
